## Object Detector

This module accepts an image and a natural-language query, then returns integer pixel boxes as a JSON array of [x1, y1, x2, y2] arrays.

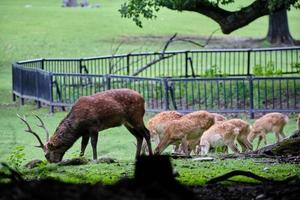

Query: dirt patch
[[119, 35, 300, 49]]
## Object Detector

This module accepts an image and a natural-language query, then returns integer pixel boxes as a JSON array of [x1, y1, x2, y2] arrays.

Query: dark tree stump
[[251, 130, 300, 156]]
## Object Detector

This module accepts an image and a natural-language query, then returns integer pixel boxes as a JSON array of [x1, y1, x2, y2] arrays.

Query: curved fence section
[[12, 47, 300, 116]]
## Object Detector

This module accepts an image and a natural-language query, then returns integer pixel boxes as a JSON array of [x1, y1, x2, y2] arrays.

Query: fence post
[[20, 67, 24, 105], [35, 70, 41, 109], [12, 64, 16, 102], [247, 49, 252, 76], [41, 58, 44, 70], [127, 54, 130, 75], [185, 51, 189, 77], [106, 74, 111, 90], [49, 73, 55, 113], [163, 78, 169, 110], [248, 75, 254, 119], [79, 59, 83, 74]]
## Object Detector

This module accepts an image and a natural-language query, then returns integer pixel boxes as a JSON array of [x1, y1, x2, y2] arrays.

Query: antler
[[34, 114, 49, 142], [17, 114, 45, 149]]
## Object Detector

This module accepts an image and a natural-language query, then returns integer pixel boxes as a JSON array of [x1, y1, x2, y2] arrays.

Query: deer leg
[[223, 146, 228, 154], [227, 142, 240, 154], [141, 126, 153, 156], [80, 134, 89, 157], [237, 137, 247, 153], [263, 134, 267, 145], [125, 125, 144, 159], [279, 131, 286, 141], [90, 132, 99, 160], [154, 134, 171, 155], [256, 135, 263, 150], [181, 138, 190, 156]]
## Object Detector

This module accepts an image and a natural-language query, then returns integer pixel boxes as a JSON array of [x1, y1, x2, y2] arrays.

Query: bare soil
[[119, 35, 300, 49]]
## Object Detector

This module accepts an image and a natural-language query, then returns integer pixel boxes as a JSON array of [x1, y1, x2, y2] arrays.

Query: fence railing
[[12, 47, 300, 116], [17, 47, 300, 77], [12, 64, 300, 116]]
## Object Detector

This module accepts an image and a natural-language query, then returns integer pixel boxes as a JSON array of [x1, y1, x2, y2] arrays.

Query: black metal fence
[[12, 47, 300, 116]]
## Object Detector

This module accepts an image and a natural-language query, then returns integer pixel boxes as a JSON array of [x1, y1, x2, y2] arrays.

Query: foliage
[[291, 62, 300, 73], [7, 145, 26, 169], [203, 65, 222, 77], [252, 61, 283, 76], [120, 0, 300, 28]]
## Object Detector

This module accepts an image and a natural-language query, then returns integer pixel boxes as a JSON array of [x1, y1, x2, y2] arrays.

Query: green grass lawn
[[0, 104, 299, 185], [1, 0, 300, 185]]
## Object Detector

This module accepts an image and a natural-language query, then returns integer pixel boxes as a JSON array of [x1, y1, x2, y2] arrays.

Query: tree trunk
[[266, 9, 295, 45], [252, 130, 300, 156]]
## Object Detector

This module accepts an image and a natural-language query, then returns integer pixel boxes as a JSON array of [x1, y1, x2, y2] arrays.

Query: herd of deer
[[17, 89, 300, 163]]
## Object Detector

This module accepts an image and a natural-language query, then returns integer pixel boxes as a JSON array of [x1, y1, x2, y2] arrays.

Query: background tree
[[119, 0, 300, 44], [267, 9, 295, 44]]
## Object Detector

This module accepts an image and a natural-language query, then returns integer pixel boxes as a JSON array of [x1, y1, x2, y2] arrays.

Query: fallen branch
[[207, 170, 271, 184]]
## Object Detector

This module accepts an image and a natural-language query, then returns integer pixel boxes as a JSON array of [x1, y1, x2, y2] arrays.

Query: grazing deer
[[226, 119, 252, 152], [154, 111, 215, 155], [212, 113, 226, 122], [18, 89, 153, 163], [199, 121, 242, 155], [297, 114, 300, 130], [145, 111, 183, 153], [248, 112, 289, 150]]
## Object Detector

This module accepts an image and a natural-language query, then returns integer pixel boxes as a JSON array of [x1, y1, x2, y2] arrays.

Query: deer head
[[17, 114, 62, 163]]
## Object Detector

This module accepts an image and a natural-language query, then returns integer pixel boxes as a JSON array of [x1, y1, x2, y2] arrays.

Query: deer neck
[[51, 118, 81, 154]]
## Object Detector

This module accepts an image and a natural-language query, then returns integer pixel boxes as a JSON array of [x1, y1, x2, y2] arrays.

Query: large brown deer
[[18, 89, 153, 163]]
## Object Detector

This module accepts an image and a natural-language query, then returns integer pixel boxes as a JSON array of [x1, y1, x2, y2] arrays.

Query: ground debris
[[192, 157, 214, 162], [24, 159, 43, 169], [58, 157, 89, 166]]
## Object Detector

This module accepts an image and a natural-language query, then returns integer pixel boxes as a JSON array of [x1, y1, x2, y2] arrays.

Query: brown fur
[[45, 89, 152, 163], [226, 119, 252, 152], [147, 111, 183, 142], [212, 113, 226, 122], [154, 111, 215, 155], [144, 111, 183, 153], [248, 112, 289, 150]]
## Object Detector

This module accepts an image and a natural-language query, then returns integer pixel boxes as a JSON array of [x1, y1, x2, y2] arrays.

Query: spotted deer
[[199, 119, 252, 155], [144, 111, 183, 153], [154, 111, 215, 155], [248, 112, 289, 149], [18, 89, 153, 163]]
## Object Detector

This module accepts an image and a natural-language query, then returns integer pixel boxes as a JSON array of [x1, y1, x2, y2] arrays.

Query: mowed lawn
[[0, 0, 300, 185]]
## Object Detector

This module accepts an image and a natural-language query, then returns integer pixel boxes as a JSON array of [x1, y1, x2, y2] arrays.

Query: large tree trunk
[[266, 9, 295, 45]]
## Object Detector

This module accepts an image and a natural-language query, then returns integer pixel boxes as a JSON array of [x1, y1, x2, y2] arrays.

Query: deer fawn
[[248, 112, 289, 149], [144, 111, 183, 153], [199, 119, 252, 155], [18, 89, 153, 163], [154, 111, 215, 155]]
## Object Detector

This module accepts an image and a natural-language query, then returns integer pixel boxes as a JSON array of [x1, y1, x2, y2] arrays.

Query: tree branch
[[161, 0, 297, 34]]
